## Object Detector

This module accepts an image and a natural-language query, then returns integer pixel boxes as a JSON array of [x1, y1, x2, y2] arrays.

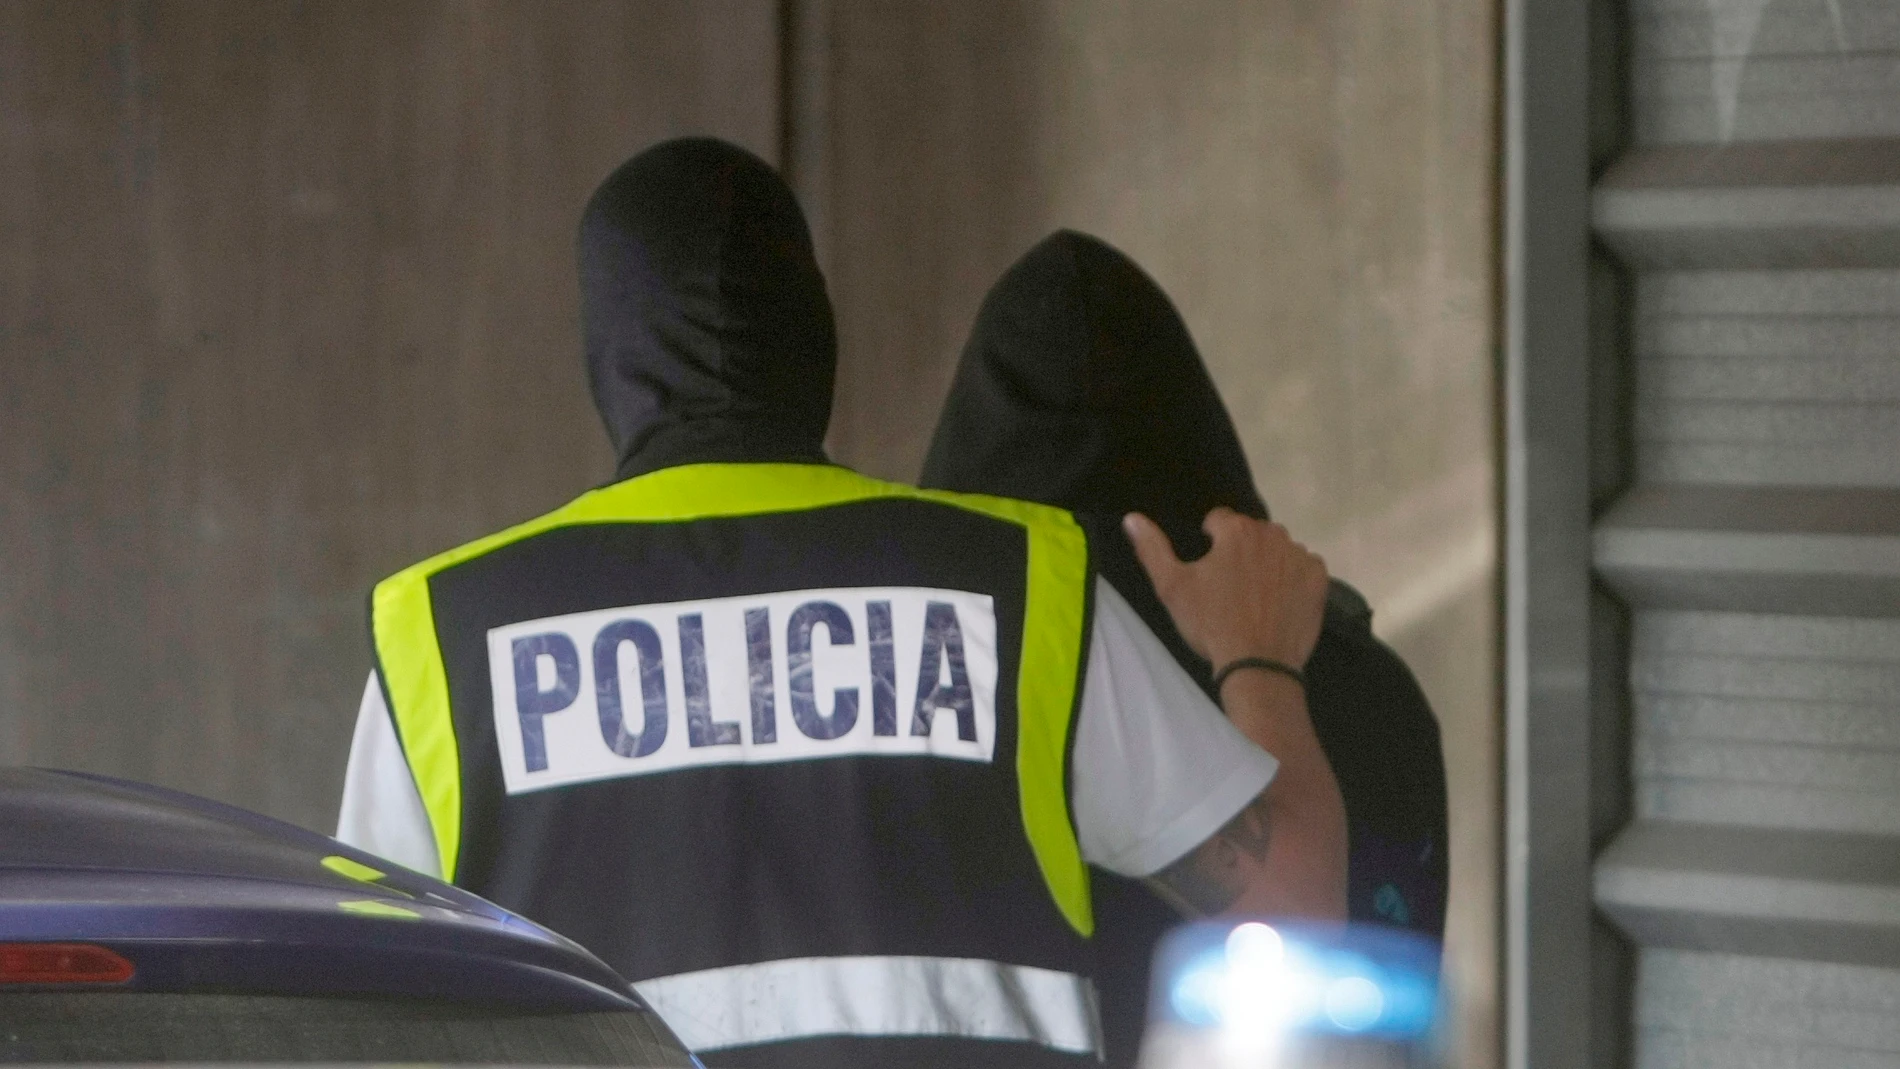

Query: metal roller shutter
[[1591, 1, 1900, 1065]]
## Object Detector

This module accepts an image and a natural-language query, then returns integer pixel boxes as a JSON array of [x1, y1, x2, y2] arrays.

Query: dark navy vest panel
[[420, 498, 1088, 984]]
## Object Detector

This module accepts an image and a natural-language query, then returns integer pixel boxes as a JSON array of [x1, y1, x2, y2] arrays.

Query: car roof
[[0, 768, 641, 1012]]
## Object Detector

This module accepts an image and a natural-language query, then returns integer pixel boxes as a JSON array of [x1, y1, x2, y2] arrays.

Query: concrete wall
[[0, 0, 778, 831], [2, 2, 1498, 1063], [804, 4, 1498, 1066]]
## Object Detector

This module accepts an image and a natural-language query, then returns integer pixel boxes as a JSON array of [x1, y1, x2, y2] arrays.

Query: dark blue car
[[0, 767, 697, 1065]]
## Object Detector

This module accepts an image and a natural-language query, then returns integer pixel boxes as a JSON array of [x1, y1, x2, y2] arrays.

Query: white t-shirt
[[335, 577, 1276, 882]]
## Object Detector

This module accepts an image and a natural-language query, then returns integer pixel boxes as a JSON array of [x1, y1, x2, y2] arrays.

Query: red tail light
[[0, 943, 135, 984]]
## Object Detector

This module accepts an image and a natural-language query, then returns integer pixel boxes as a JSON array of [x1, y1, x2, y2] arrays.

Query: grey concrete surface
[[0, 0, 779, 832]]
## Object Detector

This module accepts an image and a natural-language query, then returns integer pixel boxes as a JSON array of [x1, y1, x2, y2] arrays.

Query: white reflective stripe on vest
[[632, 955, 1103, 1055]]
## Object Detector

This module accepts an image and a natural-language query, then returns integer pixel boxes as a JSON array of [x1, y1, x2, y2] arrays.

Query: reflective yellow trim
[[371, 463, 1093, 933], [998, 500, 1093, 938], [321, 855, 387, 884], [372, 562, 463, 881], [336, 899, 421, 920]]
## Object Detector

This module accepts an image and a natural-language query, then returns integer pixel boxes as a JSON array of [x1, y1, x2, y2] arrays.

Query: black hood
[[579, 138, 836, 480], [919, 229, 1265, 559]]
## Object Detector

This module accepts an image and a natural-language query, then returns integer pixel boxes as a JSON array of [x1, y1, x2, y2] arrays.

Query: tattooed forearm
[[1146, 792, 1275, 917]]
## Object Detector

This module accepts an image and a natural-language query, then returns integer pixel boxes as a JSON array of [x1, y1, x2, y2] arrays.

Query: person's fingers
[[1201, 506, 1245, 540], [1123, 512, 1184, 591]]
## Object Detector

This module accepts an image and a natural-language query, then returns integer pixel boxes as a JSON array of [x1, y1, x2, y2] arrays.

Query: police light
[[0, 943, 136, 985], [1140, 920, 1442, 1069]]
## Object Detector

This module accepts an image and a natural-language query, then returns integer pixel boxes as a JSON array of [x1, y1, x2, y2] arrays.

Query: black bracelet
[[1212, 656, 1306, 693]]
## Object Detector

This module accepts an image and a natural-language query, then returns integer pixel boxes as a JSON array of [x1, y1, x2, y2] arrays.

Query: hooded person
[[335, 140, 1350, 1069], [920, 229, 1450, 1068]]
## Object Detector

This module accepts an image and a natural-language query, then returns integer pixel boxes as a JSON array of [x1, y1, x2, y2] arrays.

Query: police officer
[[337, 138, 1346, 1069]]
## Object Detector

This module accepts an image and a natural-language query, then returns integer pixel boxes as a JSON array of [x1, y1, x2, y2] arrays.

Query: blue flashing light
[[1323, 975, 1384, 1031], [1151, 920, 1442, 1043], [1167, 949, 1231, 1028]]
